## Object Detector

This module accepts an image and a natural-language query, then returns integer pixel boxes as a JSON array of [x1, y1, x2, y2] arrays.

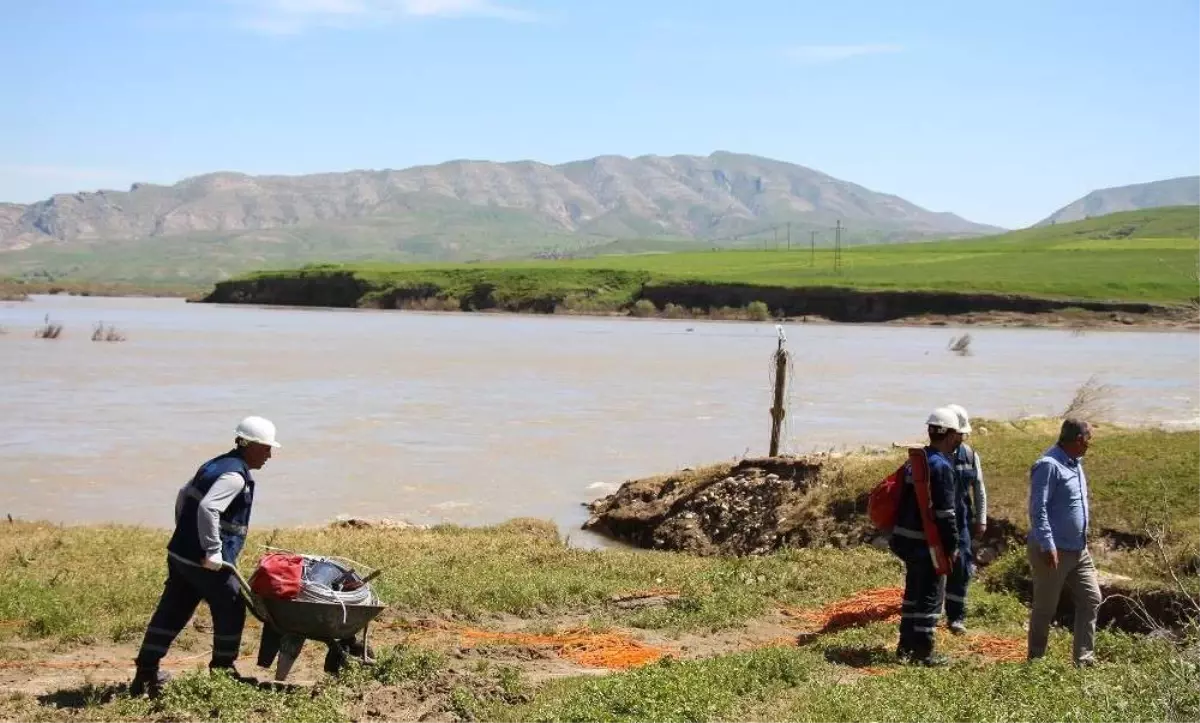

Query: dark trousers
[[944, 544, 974, 624], [135, 557, 246, 671], [898, 548, 944, 658]]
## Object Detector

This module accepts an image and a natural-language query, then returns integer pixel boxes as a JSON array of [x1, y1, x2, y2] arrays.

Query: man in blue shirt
[[1027, 417, 1101, 666]]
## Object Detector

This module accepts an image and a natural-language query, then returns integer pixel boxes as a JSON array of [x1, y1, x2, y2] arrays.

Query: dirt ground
[[0, 605, 819, 722]]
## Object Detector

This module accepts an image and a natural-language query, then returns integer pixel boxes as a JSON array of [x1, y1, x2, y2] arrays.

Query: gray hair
[[1058, 417, 1091, 445]]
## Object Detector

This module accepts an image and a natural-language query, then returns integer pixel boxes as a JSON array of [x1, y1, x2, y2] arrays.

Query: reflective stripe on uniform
[[146, 626, 180, 637], [892, 526, 926, 540]]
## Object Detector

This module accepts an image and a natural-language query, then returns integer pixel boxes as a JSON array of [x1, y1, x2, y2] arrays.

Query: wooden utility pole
[[810, 231, 816, 267], [768, 326, 788, 457], [786, 222, 791, 250]]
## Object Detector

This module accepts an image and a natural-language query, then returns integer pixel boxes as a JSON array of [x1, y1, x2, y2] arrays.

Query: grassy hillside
[[1038, 176, 1200, 226], [215, 207, 1200, 308]]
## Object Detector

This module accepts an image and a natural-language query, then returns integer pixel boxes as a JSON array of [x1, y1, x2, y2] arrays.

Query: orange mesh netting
[[395, 619, 670, 670], [782, 587, 904, 634], [457, 627, 669, 670]]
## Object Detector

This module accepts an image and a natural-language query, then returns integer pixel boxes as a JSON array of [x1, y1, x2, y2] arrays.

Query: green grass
[[0, 519, 901, 645], [1, 423, 1194, 648], [0, 420, 1196, 722], [831, 418, 1200, 544], [485, 631, 1199, 722], [215, 207, 1200, 308]]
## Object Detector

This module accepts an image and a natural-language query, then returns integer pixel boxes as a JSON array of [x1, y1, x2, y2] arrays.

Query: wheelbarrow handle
[[221, 562, 270, 623], [220, 561, 253, 595]]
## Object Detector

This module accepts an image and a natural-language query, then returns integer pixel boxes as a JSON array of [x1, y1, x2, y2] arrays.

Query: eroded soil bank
[[201, 271, 1196, 329]]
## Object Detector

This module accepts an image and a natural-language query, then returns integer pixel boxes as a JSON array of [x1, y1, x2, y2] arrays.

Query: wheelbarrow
[[222, 559, 387, 682]]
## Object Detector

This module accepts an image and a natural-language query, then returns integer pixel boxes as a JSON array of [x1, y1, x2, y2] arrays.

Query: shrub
[[746, 301, 771, 321], [630, 299, 657, 317]]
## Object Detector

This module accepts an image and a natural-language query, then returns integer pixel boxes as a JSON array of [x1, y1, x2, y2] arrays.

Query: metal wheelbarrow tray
[[223, 561, 387, 682]]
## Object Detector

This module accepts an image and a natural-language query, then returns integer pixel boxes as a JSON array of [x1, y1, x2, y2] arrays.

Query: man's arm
[[195, 472, 245, 567], [931, 463, 960, 554], [1028, 460, 1057, 560], [972, 450, 988, 534]]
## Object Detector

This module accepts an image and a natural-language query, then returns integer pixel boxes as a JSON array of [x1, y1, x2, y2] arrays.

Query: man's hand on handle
[[202, 552, 224, 571]]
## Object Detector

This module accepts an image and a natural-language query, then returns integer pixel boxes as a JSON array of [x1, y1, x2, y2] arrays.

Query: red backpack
[[867, 461, 907, 532], [248, 552, 305, 600]]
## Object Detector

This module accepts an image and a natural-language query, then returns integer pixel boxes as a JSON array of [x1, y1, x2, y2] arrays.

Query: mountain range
[[1, 152, 1194, 285]]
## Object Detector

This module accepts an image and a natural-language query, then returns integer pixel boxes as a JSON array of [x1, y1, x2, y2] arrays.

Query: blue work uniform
[[134, 450, 254, 673]]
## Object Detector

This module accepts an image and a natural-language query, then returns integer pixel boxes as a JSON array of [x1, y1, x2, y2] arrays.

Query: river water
[[2, 295, 1196, 543]]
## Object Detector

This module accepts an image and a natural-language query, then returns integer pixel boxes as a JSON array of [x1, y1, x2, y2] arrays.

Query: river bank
[[198, 266, 1198, 330], [0, 278, 201, 301], [0, 419, 1196, 722]]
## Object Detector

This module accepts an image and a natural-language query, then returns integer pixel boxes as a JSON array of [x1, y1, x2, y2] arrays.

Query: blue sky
[[2, 0, 1197, 227]]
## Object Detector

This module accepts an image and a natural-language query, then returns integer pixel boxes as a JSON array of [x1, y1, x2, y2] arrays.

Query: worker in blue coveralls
[[944, 403, 988, 635], [129, 416, 281, 697], [889, 407, 962, 667]]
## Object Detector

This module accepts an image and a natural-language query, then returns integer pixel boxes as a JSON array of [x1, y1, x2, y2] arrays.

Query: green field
[[6, 207, 1197, 308], [215, 208, 1200, 312], [562, 207, 1200, 302]]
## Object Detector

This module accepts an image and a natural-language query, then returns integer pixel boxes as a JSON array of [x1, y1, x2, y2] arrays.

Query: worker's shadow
[[821, 644, 893, 669], [38, 683, 124, 710], [38, 676, 300, 710]]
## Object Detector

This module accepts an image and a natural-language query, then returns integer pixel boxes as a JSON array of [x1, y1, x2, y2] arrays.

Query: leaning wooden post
[[769, 325, 788, 457]]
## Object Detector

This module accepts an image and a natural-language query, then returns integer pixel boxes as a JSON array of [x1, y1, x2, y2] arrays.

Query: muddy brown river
[[2, 295, 1196, 545]]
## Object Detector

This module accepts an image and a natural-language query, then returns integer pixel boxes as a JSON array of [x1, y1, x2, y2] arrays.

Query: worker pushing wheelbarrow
[[227, 551, 387, 682]]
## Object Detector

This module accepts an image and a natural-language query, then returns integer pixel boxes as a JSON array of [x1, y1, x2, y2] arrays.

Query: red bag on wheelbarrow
[[249, 552, 305, 600]]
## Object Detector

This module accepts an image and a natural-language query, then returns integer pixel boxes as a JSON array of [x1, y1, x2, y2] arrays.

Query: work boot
[[948, 620, 967, 636], [209, 662, 254, 684], [130, 668, 172, 698], [916, 652, 951, 667]]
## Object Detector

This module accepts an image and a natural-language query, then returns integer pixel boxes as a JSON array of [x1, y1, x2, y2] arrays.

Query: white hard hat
[[235, 416, 281, 448], [926, 407, 963, 433], [946, 404, 972, 434]]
